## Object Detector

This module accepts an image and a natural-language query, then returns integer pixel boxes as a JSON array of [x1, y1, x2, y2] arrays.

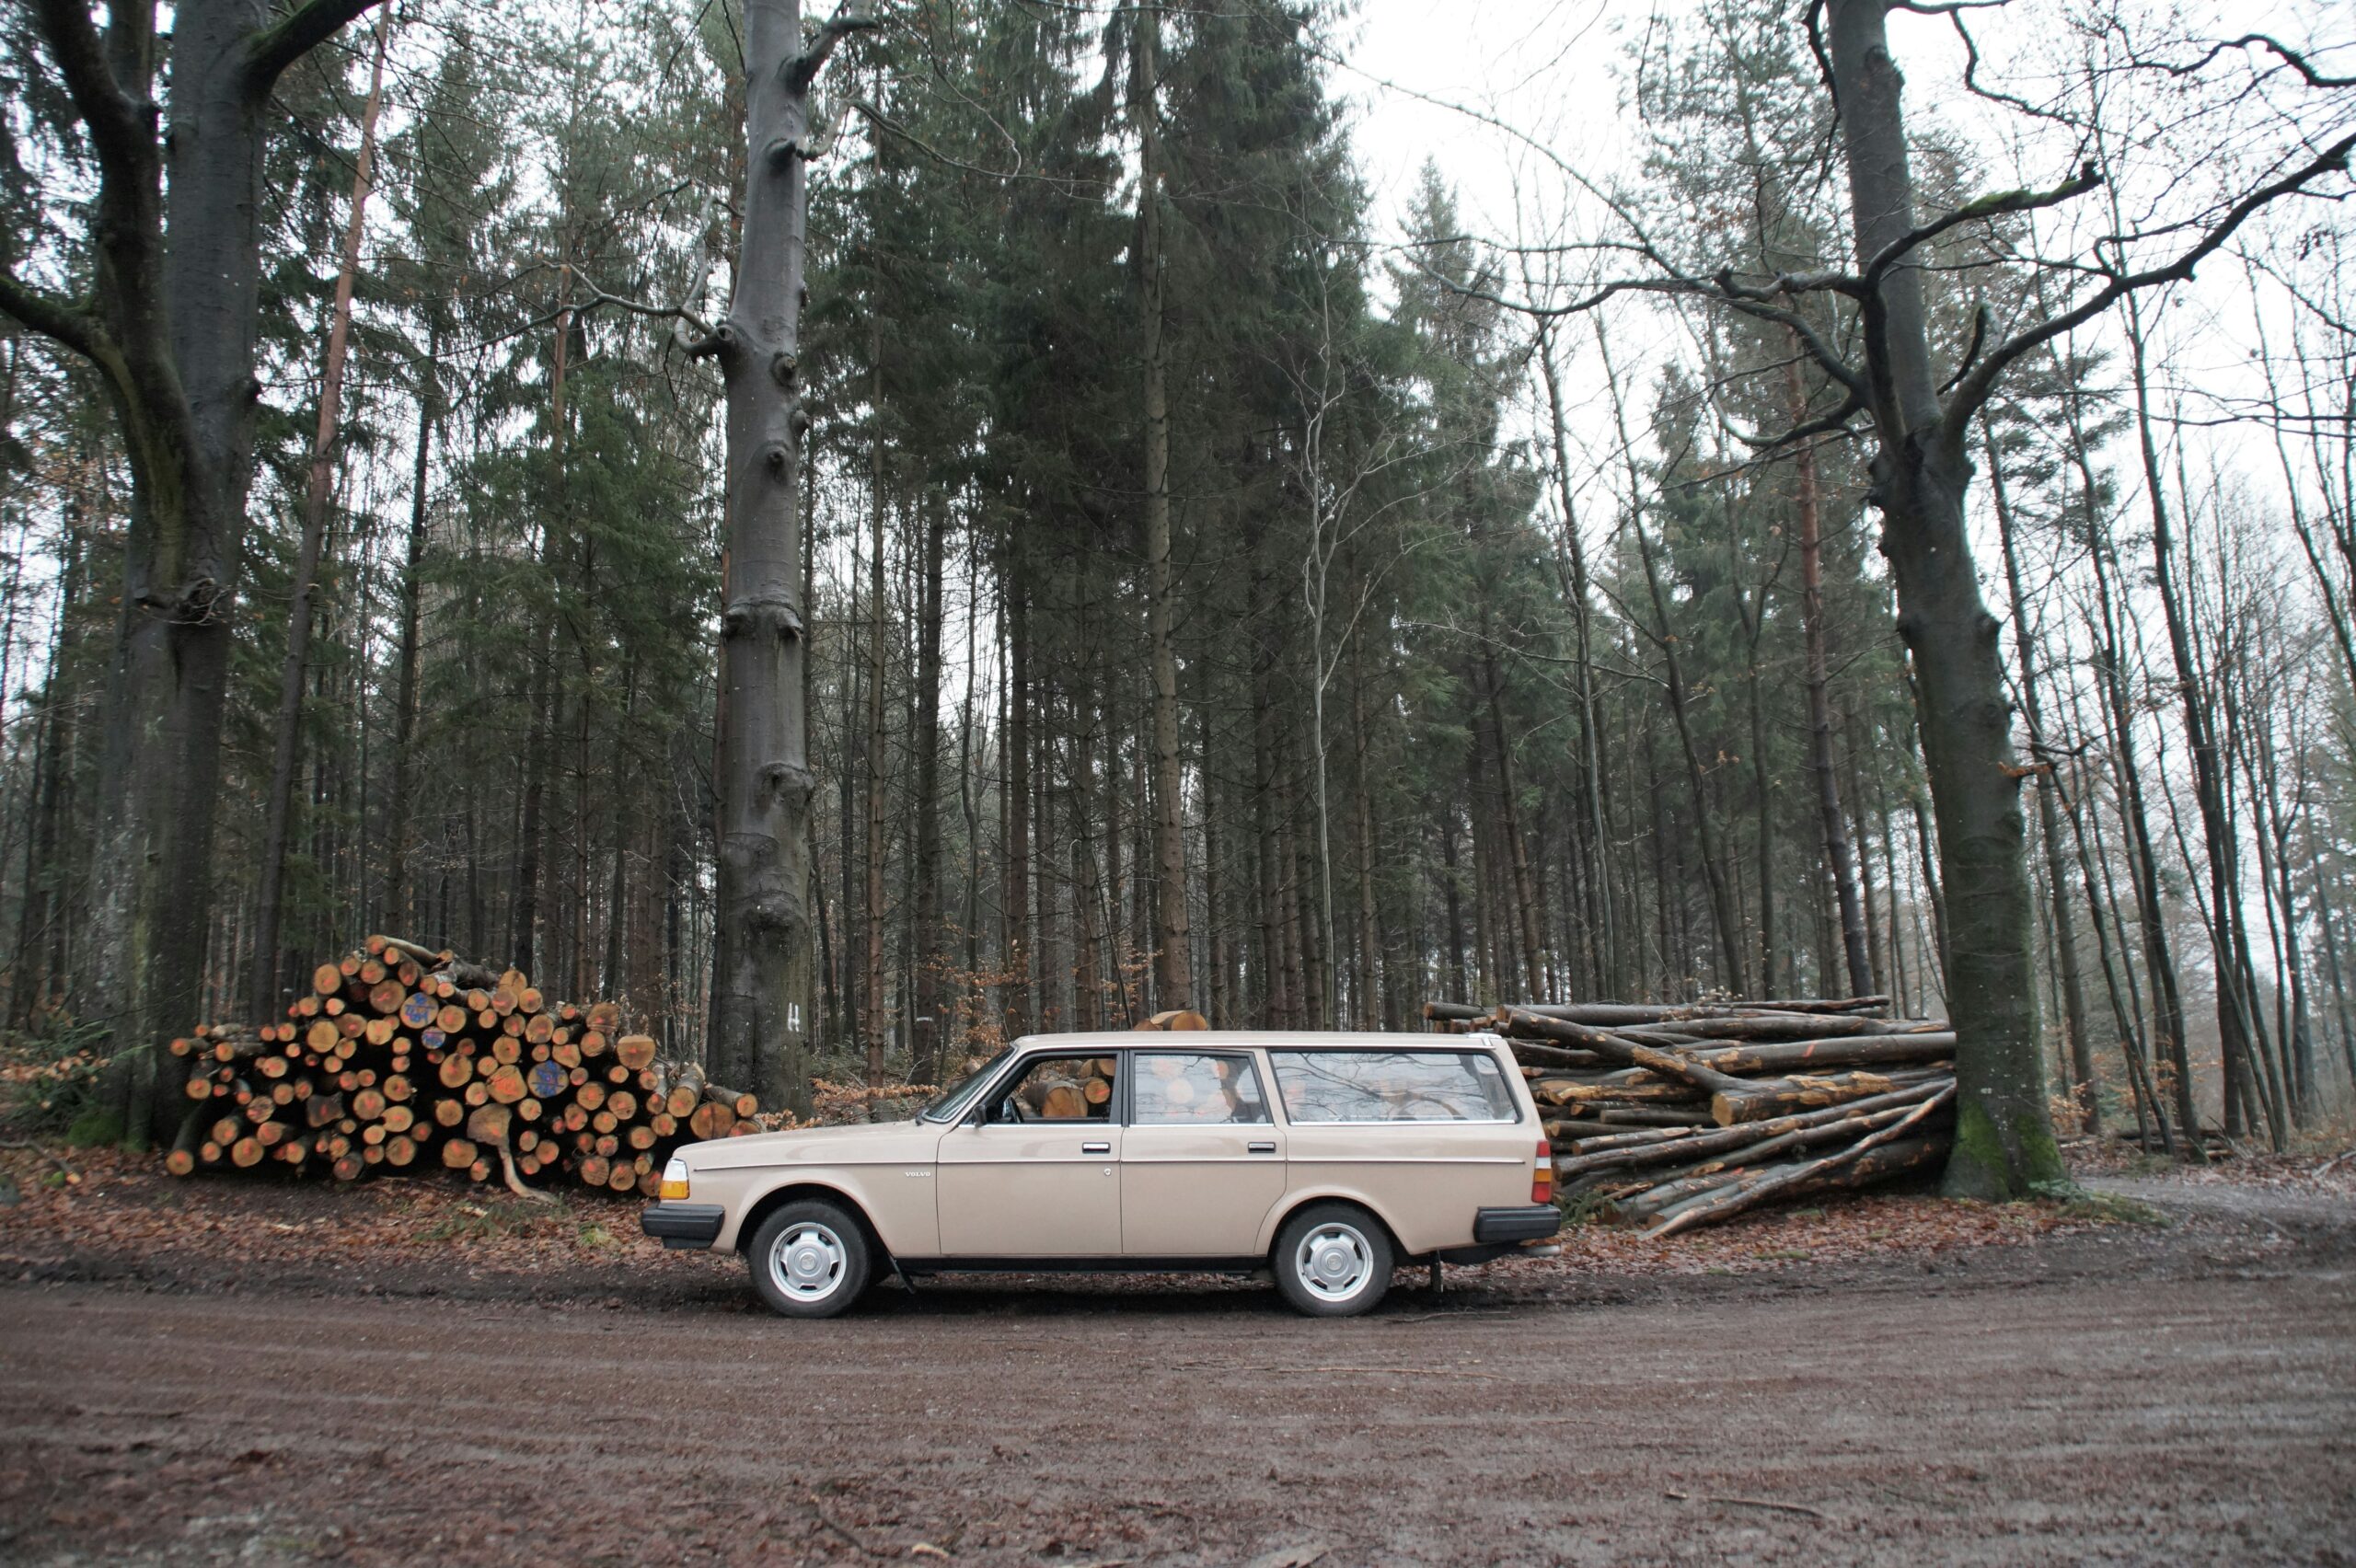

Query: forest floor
[[0, 1139, 2350, 1565]]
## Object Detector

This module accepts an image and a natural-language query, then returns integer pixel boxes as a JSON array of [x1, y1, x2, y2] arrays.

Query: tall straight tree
[[703, 0, 872, 1113], [1131, 4, 1192, 1009], [251, 4, 394, 1020], [4, 0, 390, 1142]]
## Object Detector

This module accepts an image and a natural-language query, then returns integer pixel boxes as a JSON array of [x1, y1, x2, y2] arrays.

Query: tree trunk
[[707, 0, 865, 1114], [1986, 424, 2096, 1131], [51, 0, 393, 1145], [1536, 324, 1611, 995], [863, 335, 889, 1101], [2120, 301, 2274, 1147], [1002, 573, 1034, 1039], [1789, 354, 1874, 998], [1132, 6, 1192, 1009], [250, 6, 392, 1020], [909, 488, 947, 1080], [387, 319, 435, 934], [1825, 0, 2060, 1196], [511, 274, 570, 979], [2073, 386, 2199, 1148]]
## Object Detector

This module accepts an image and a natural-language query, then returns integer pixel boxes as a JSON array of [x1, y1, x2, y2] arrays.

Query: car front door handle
[[1248, 1141, 1277, 1154], [1081, 1141, 1111, 1155]]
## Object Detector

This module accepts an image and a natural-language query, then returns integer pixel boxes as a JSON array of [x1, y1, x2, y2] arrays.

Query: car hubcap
[[1296, 1223, 1371, 1301], [769, 1221, 847, 1302]]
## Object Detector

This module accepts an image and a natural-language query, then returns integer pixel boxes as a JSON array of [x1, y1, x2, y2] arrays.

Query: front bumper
[[1472, 1204, 1562, 1244], [641, 1202, 726, 1251]]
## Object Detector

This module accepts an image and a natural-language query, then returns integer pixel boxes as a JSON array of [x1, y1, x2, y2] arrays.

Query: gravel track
[[1, 1177, 2350, 1566]]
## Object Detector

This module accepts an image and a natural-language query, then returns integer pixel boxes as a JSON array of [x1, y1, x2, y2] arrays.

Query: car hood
[[681, 1117, 942, 1172]]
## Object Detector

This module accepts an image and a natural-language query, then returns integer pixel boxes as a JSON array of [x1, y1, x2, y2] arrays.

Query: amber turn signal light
[[1531, 1139, 1553, 1205]]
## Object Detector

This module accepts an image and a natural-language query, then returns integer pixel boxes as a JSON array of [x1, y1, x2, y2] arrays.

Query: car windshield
[[919, 1047, 1014, 1123]]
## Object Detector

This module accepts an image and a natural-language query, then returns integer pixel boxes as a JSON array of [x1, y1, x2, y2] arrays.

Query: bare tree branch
[[1861, 162, 2104, 290], [786, 0, 881, 93], [245, 0, 391, 97], [1941, 131, 2356, 442], [0, 269, 111, 366], [2158, 33, 2356, 90], [29, 0, 150, 173]]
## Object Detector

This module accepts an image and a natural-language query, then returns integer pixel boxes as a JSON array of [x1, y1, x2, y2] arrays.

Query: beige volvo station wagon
[[641, 1032, 1560, 1318]]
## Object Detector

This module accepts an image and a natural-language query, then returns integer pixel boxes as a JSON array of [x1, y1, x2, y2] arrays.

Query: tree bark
[[6, 0, 390, 1143], [1824, 0, 2060, 1196], [707, 0, 867, 1113]]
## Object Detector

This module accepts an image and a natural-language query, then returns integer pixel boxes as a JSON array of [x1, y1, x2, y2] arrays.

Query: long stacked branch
[[164, 935, 762, 1200], [1427, 996, 1957, 1235]]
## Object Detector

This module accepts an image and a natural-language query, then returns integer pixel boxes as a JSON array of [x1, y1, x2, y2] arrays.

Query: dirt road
[[2, 1178, 2350, 1566]]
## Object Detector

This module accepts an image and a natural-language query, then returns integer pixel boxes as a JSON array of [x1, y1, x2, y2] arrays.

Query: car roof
[[1006, 1030, 1507, 1052]]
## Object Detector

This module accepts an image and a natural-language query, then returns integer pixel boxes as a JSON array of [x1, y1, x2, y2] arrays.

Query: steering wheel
[[998, 1096, 1027, 1124]]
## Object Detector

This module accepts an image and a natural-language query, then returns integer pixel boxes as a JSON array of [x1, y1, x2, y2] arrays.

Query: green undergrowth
[[0, 1016, 114, 1140]]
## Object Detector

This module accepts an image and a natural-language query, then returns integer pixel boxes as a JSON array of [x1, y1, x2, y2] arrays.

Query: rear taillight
[[1531, 1139, 1553, 1205]]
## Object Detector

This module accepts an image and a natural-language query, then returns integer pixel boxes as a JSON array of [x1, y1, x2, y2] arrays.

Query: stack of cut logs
[[164, 935, 761, 1200], [1425, 997, 1956, 1237]]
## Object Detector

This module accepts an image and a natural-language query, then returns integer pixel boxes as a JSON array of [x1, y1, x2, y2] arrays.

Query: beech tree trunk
[[707, 0, 868, 1113], [1824, 0, 2059, 1197], [4, 0, 392, 1143]]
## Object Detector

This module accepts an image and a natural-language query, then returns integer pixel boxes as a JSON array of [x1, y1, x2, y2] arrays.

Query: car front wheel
[[747, 1201, 872, 1319], [1273, 1202, 1392, 1318]]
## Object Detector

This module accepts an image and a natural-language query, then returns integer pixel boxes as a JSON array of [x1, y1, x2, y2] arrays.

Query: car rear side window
[[1268, 1050, 1519, 1124], [1132, 1053, 1272, 1124]]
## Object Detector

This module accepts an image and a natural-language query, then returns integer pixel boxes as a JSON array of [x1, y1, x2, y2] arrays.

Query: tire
[[1272, 1202, 1392, 1318], [746, 1201, 872, 1320]]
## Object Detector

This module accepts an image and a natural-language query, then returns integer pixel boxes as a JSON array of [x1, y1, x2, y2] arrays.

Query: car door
[[933, 1053, 1123, 1257], [1119, 1049, 1287, 1257]]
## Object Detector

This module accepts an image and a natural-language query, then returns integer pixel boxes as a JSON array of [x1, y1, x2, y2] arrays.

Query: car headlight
[[659, 1157, 691, 1201]]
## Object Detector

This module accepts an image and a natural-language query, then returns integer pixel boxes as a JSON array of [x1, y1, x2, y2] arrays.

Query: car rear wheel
[[1273, 1202, 1392, 1318], [747, 1201, 871, 1319]]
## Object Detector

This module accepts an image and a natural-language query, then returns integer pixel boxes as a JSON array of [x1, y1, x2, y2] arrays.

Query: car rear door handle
[[1081, 1141, 1111, 1154], [1247, 1141, 1277, 1154]]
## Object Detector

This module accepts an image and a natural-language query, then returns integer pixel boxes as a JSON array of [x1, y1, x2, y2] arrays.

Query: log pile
[[165, 935, 762, 1200], [1428, 997, 1957, 1236]]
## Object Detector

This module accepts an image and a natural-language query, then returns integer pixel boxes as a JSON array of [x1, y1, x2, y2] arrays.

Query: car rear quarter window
[[1268, 1050, 1519, 1124]]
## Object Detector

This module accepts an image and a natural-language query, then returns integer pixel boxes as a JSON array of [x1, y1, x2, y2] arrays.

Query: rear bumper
[[641, 1203, 726, 1251], [1472, 1205, 1562, 1244]]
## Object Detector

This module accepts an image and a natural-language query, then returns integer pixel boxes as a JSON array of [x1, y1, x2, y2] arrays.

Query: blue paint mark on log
[[529, 1061, 567, 1100]]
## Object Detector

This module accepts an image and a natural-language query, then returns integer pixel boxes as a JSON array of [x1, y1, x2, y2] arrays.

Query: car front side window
[[986, 1055, 1118, 1123]]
